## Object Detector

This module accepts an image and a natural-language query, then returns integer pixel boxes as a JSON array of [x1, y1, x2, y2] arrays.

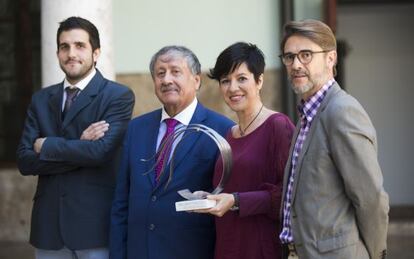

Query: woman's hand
[[193, 193, 235, 217]]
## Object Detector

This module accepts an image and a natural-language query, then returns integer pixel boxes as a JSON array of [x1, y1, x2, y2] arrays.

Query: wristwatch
[[230, 192, 240, 211]]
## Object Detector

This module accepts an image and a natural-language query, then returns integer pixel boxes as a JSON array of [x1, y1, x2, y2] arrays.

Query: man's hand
[[81, 120, 109, 141], [34, 138, 46, 154]]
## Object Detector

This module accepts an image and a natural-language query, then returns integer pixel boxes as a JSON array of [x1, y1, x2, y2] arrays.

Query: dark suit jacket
[[110, 103, 234, 259], [16, 70, 135, 250], [281, 83, 389, 259]]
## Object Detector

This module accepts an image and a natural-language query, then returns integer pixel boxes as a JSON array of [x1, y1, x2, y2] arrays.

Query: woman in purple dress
[[195, 42, 294, 259]]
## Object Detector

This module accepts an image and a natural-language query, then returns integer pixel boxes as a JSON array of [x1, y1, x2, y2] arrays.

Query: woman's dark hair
[[57, 16, 100, 52], [209, 42, 265, 83]]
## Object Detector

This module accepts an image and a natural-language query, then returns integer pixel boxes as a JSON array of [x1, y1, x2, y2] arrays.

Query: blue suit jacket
[[110, 103, 234, 259], [16, 70, 135, 250]]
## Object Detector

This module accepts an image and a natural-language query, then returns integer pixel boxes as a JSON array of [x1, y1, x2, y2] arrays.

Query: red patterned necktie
[[155, 118, 178, 183]]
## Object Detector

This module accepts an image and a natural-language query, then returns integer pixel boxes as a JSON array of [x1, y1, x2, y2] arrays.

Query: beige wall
[[117, 69, 283, 121], [0, 169, 35, 241], [114, 0, 280, 73]]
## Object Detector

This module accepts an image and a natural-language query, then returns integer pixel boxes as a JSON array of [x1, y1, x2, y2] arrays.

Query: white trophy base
[[175, 199, 216, 211]]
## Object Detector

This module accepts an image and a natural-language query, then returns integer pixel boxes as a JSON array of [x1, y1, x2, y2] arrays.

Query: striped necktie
[[155, 118, 178, 184], [62, 87, 79, 119]]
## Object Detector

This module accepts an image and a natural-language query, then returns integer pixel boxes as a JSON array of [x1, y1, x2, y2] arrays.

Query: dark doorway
[[0, 0, 41, 165]]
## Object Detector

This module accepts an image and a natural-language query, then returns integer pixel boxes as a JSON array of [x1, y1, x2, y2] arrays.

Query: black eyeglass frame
[[278, 49, 333, 66]]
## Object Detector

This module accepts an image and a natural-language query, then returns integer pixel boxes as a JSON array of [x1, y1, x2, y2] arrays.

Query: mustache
[[160, 84, 177, 92], [65, 58, 80, 64], [290, 70, 308, 77]]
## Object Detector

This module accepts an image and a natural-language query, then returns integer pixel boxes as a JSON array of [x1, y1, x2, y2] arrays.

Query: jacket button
[[151, 195, 157, 202], [149, 224, 155, 230]]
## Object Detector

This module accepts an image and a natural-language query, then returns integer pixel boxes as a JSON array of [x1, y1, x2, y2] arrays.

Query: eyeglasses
[[279, 50, 332, 66]]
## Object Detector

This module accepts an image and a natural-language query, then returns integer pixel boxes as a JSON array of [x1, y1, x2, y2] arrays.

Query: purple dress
[[213, 113, 294, 259]]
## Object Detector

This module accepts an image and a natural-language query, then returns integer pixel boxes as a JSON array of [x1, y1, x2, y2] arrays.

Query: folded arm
[[38, 90, 134, 167], [17, 89, 134, 175], [16, 98, 79, 175]]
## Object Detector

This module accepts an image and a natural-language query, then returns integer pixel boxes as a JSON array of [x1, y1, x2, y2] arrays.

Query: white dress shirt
[[61, 69, 96, 111], [156, 98, 198, 156]]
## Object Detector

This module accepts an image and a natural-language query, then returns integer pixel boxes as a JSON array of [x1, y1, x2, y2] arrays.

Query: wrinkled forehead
[[284, 35, 323, 53]]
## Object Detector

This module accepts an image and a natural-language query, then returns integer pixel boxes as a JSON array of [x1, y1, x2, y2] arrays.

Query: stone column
[[41, 0, 114, 87]]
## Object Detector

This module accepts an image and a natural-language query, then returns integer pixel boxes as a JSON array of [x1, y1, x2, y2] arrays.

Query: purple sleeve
[[238, 114, 294, 220]]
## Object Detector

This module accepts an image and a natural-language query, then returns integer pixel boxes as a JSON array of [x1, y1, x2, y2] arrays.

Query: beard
[[289, 70, 314, 96], [291, 82, 314, 95], [289, 66, 331, 97], [59, 52, 95, 84], [63, 62, 93, 81]]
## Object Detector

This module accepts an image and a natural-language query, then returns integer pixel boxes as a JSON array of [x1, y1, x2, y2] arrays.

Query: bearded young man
[[17, 16, 135, 259]]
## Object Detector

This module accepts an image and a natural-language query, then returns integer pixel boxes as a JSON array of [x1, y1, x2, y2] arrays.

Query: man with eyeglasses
[[278, 19, 389, 259]]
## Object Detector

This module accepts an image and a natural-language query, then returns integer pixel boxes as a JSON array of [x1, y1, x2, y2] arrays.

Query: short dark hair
[[280, 19, 337, 76], [209, 42, 265, 83], [57, 16, 100, 52]]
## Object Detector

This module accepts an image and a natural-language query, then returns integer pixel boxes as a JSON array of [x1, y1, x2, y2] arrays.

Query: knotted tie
[[62, 87, 79, 119], [155, 118, 178, 183]]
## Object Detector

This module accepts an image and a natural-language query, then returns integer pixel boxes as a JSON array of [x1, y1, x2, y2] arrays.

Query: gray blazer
[[281, 83, 389, 259]]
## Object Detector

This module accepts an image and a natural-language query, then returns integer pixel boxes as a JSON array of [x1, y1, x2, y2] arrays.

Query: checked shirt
[[279, 79, 335, 243]]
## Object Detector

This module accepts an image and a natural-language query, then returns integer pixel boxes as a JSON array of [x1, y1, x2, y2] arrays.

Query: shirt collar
[[298, 78, 335, 122], [63, 68, 96, 91], [160, 98, 198, 126]]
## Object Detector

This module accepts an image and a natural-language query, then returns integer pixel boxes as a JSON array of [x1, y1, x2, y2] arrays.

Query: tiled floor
[[387, 221, 414, 258], [0, 241, 34, 259], [388, 235, 414, 258]]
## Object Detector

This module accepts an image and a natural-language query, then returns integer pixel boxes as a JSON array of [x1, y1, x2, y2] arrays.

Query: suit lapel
[[290, 83, 341, 204], [62, 71, 104, 129], [48, 84, 64, 128], [155, 103, 207, 191]]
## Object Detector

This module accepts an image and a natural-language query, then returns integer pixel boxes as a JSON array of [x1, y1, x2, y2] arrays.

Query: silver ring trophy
[[142, 123, 233, 211]]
